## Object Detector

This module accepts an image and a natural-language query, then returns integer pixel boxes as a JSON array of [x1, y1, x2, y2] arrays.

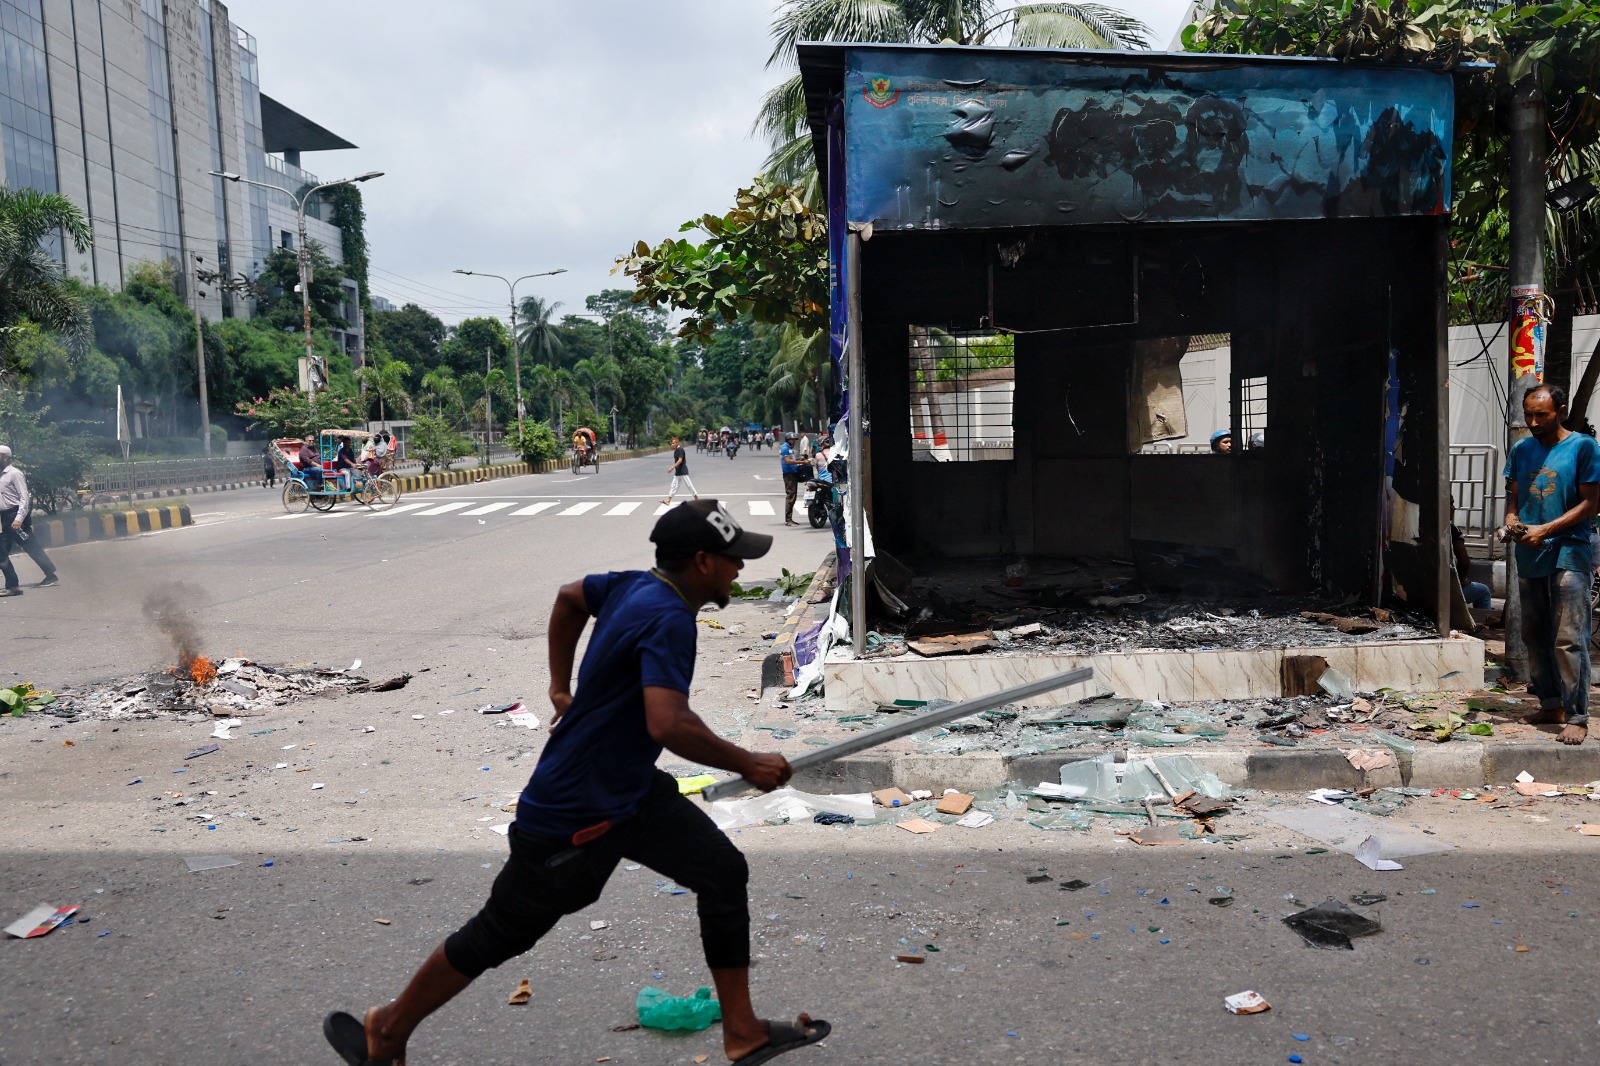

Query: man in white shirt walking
[[0, 444, 58, 595]]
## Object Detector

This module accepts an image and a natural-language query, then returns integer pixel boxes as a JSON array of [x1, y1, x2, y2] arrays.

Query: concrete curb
[[32, 503, 192, 549], [785, 740, 1600, 795], [760, 552, 837, 692], [120, 481, 254, 501]]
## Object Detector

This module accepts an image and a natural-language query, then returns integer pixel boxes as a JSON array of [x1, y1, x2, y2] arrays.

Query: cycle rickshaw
[[274, 429, 403, 513], [571, 426, 600, 474]]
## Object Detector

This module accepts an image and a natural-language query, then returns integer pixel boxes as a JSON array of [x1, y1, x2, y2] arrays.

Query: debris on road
[[508, 979, 532, 1006], [5, 904, 78, 939], [45, 659, 376, 721], [183, 855, 241, 873], [936, 791, 975, 816], [1283, 898, 1382, 950], [363, 674, 412, 693], [1224, 990, 1271, 1014], [184, 743, 219, 760], [896, 818, 941, 835], [872, 787, 912, 808], [635, 986, 721, 1031]]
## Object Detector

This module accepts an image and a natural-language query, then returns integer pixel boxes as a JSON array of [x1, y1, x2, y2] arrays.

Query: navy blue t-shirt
[[516, 571, 696, 839]]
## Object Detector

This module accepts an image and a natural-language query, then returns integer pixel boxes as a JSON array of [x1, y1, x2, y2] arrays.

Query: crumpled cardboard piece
[[507, 979, 532, 1005], [895, 818, 940, 835], [1342, 749, 1395, 772]]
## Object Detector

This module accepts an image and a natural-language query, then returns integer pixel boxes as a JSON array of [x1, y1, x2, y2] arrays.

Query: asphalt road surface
[[4, 450, 1600, 1065]]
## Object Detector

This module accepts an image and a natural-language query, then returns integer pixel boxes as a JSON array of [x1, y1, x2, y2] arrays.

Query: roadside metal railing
[[90, 456, 262, 496]]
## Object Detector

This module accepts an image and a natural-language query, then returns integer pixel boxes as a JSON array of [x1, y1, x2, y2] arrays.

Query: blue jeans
[[1462, 581, 1492, 609], [1519, 569, 1591, 726]]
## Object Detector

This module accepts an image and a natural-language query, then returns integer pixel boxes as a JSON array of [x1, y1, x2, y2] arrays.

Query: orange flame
[[186, 655, 217, 686]]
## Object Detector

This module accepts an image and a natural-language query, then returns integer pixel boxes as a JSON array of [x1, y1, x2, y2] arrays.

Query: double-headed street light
[[452, 267, 567, 420], [212, 169, 384, 396]]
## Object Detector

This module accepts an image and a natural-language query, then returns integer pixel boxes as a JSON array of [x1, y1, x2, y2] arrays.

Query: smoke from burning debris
[[143, 583, 204, 671]]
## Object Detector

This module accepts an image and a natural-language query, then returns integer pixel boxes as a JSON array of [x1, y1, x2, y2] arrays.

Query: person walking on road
[[262, 445, 277, 488], [779, 432, 806, 526], [322, 500, 829, 1066], [0, 445, 58, 591], [662, 436, 699, 505], [1501, 385, 1600, 746]]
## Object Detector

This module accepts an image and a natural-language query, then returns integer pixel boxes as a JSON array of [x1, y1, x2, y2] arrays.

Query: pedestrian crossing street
[[269, 497, 780, 522]]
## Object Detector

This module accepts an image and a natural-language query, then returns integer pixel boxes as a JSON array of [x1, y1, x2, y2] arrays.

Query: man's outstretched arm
[[644, 686, 791, 792], [546, 580, 591, 726]]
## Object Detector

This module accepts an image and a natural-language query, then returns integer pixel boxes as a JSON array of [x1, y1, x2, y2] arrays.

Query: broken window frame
[[906, 326, 1015, 462]]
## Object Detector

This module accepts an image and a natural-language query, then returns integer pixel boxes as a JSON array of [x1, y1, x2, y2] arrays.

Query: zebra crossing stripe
[[462, 502, 517, 516], [747, 500, 776, 516], [604, 502, 641, 516], [510, 502, 560, 516], [557, 502, 600, 516], [369, 502, 429, 517], [416, 502, 473, 516]]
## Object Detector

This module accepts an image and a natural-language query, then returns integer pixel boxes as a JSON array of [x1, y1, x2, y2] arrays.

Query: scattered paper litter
[[706, 788, 874, 831], [490, 823, 512, 836], [507, 979, 532, 1006], [1354, 835, 1404, 871], [1514, 780, 1561, 797], [210, 718, 241, 740], [1342, 749, 1394, 772], [1224, 990, 1271, 1014], [412, 714, 424, 720], [1516, 770, 1535, 783], [183, 855, 242, 873], [5, 904, 78, 939], [896, 818, 941, 835], [1309, 788, 1356, 804], [956, 811, 995, 829], [589, 920, 610, 931], [505, 705, 541, 730], [311, 783, 324, 790], [1571, 824, 1600, 836]]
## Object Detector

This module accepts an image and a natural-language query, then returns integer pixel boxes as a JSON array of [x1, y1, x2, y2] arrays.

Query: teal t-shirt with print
[[1503, 432, 1600, 577]]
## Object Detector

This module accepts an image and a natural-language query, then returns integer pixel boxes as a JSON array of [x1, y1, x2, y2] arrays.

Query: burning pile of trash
[[44, 658, 389, 721]]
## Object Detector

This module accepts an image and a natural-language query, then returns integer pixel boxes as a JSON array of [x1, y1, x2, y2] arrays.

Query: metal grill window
[[908, 327, 1014, 462], [1240, 375, 1268, 449]]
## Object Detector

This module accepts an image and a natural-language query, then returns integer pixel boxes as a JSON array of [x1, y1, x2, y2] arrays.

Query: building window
[[281, 230, 294, 249], [907, 327, 1014, 462], [0, 0, 60, 209], [1239, 375, 1268, 450]]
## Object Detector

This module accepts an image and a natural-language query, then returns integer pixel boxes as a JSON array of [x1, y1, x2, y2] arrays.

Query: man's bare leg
[[364, 945, 473, 1062], [1524, 707, 1566, 725], [710, 966, 817, 1063], [1560, 723, 1589, 745]]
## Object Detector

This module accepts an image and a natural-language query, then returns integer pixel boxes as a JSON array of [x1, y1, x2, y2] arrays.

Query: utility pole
[[484, 345, 493, 467], [192, 254, 212, 457], [1503, 75, 1548, 678], [452, 268, 568, 425]]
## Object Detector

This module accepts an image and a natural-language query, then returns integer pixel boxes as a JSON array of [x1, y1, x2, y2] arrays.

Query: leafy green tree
[[439, 316, 510, 378], [0, 185, 94, 371], [355, 357, 413, 425], [409, 412, 472, 472], [554, 315, 610, 369], [616, 177, 829, 343], [0, 390, 92, 513], [699, 315, 781, 421], [252, 244, 349, 333], [370, 303, 445, 368], [506, 417, 561, 462], [756, 1, 1151, 182], [516, 294, 565, 368], [234, 385, 360, 439], [611, 314, 674, 439], [417, 366, 462, 417], [764, 324, 832, 428], [585, 289, 672, 344]]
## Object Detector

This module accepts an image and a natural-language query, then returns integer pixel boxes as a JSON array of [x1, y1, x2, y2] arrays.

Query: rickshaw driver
[[295, 437, 325, 490]]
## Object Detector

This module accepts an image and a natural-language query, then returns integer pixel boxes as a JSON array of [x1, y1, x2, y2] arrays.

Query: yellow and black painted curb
[[33, 502, 192, 549], [394, 447, 669, 494]]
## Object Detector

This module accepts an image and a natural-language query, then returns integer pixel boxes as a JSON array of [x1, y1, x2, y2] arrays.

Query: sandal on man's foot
[[734, 1017, 831, 1065], [323, 1011, 400, 1066]]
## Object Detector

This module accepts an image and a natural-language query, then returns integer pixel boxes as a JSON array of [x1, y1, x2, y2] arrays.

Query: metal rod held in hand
[[700, 666, 1095, 803]]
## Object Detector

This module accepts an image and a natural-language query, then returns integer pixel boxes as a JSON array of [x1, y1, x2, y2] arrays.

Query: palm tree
[[0, 185, 94, 365], [355, 358, 413, 427], [417, 367, 460, 418], [516, 295, 564, 368], [765, 323, 832, 428], [756, 1, 1152, 183]]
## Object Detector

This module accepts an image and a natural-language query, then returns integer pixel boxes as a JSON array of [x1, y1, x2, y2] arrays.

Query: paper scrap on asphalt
[[5, 904, 78, 938], [896, 818, 941, 835], [210, 718, 241, 740], [706, 788, 874, 831], [1259, 806, 1454, 859], [183, 855, 242, 873], [1224, 990, 1271, 1014], [506, 706, 540, 730], [491, 823, 511, 836], [1342, 749, 1394, 772], [1354, 835, 1404, 871], [956, 811, 995, 828]]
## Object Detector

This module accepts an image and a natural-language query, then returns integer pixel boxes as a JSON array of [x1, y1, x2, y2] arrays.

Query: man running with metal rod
[[324, 500, 828, 1066]]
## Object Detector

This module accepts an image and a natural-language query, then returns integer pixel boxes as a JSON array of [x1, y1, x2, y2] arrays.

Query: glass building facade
[[139, 0, 183, 271], [197, 0, 232, 313], [0, 0, 59, 195], [232, 26, 271, 277]]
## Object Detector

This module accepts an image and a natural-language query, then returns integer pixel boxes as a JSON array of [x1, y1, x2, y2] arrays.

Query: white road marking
[[557, 502, 600, 516], [416, 502, 473, 516], [747, 500, 776, 516], [269, 513, 308, 521], [368, 502, 429, 517], [604, 502, 641, 516], [510, 502, 561, 516], [653, 502, 684, 515], [461, 502, 517, 516]]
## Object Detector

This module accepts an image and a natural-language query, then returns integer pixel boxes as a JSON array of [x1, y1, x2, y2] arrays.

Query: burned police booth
[[802, 44, 1477, 708]]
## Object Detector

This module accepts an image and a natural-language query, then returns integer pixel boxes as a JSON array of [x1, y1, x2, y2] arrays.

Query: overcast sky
[[222, 0, 1195, 329]]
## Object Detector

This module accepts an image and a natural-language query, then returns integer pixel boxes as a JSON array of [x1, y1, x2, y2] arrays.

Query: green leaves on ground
[[0, 682, 55, 716]]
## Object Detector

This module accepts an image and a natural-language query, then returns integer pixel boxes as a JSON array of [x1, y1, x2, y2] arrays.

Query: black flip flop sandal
[[734, 1017, 831, 1065], [323, 1010, 401, 1066]]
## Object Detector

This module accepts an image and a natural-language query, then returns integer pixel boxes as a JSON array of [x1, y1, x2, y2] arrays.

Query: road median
[[33, 502, 192, 549]]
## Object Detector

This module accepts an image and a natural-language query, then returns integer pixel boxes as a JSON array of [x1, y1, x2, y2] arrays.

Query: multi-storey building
[[0, 0, 361, 340]]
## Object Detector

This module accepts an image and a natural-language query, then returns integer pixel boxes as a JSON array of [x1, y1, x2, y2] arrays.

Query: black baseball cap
[[651, 499, 772, 560]]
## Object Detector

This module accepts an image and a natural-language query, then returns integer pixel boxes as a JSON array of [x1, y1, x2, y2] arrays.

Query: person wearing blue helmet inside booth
[[1209, 429, 1233, 454]]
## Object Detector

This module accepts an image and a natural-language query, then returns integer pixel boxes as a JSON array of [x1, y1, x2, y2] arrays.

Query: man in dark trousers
[[324, 500, 829, 1066], [778, 433, 807, 526], [0, 445, 58, 592], [662, 434, 699, 505], [1502, 385, 1600, 745]]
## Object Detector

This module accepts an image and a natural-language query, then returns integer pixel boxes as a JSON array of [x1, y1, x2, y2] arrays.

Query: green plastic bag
[[636, 986, 722, 1031]]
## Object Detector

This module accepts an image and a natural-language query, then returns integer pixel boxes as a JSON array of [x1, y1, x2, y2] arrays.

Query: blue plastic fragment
[[261, 861, 274, 867], [1461, 903, 1481, 909], [1289, 1056, 1303, 1064], [1159, 939, 1170, 944], [96, 931, 111, 938], [126, 778, 141, 785], [1292, 1034, 1310, 1041], [1006, 1031, 1018, 1038], [1158, 898, 1169, 905]]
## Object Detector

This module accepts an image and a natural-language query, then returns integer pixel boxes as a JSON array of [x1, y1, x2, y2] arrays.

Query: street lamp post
[[211, 169, 383, 396], [452, 268, 567, 421]]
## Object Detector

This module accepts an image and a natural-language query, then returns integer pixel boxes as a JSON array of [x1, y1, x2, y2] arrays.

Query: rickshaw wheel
[[283, 481, 310, 513], [371, 474, 402, 508], [310, 490, 336, 511]]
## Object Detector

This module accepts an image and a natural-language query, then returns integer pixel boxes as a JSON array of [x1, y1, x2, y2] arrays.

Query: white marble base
[[822, 636, 1485, 712]]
